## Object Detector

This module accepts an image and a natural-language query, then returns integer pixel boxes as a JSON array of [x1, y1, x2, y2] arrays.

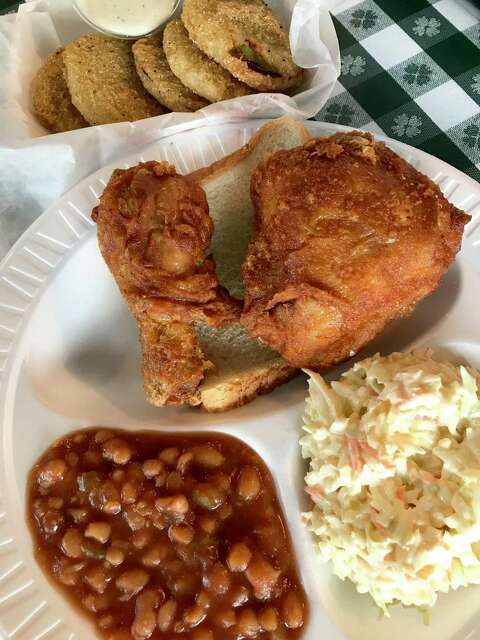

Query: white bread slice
[[192, 116, 311, 299], [188, 116, 311, 411], [194, 323, 296, 412]]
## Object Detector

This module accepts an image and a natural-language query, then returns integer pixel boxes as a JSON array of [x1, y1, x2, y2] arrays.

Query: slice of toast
[[188, 116, 311, 411]]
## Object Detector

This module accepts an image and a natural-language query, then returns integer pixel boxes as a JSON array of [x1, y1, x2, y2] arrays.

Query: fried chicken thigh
[[93, 161, 239, 405], [241, 132, 470, 370]]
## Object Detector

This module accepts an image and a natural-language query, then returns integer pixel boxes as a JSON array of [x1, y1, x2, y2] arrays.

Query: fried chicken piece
[[241, 132, 470, 370], [92, 161, 240, 405]]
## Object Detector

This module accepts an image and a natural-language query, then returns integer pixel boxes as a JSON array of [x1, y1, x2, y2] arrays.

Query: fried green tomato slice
[[163, 19, 252, 103], [30, 47, 88, 133], [182, 0, 304, 91], [132, 33, 209, 112], [63, 34, 164, 125]]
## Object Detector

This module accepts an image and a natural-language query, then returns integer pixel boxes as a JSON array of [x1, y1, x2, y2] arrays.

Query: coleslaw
[[300, 351, 480, 614]]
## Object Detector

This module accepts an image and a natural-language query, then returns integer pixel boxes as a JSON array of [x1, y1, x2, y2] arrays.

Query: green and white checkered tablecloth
[[2, 0, 480, 181], [322, 0, 480, 181]]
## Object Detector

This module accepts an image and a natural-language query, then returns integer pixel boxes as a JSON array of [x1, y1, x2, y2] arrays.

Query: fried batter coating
[[182, 0, 303, 91], [63, 35, 164, 125], [31, 47, 87, 133], [93, 161, 240, 405], [163, 19, 252, 103], [241, 132, 470, 370], [132, 33, 209, 112]]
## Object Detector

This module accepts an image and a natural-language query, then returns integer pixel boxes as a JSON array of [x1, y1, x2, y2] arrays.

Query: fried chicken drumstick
[[93, 161, 240, 406], [241, 132, 470, 370]]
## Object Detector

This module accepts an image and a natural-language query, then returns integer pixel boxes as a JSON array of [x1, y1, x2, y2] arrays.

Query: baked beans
[[27, 429, 307, 639]]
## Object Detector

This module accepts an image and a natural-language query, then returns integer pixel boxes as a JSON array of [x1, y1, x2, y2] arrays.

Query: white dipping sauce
[[75, 0, 175, 37]]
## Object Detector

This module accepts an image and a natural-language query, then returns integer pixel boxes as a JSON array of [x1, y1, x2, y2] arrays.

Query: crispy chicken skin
[[92, 161, 240, 405], [241, 132, 470, 370]]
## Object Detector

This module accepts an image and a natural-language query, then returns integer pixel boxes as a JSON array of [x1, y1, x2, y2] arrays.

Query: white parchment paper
[[0, 0, 340, 256]]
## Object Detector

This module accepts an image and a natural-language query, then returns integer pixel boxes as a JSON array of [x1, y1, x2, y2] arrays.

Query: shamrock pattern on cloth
[[463, 124, 480, 151], [392, 114, 423, 138], [350, 8, 378, 30], [412, 16, 442, 37], [341, 54, 366, 77], [403, 63, 432, 87], [326, 103, 356, 125], [337, 0, 393, 41], [317, 0, 480, 182]]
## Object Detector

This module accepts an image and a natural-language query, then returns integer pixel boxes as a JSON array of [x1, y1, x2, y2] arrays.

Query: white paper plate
[[0, 119, 479, 640]]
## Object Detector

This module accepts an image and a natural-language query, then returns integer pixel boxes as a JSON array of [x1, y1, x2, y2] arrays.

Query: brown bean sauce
[[27, 428, 308, 640]]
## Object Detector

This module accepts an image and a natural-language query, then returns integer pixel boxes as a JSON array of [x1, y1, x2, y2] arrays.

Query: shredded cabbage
[[300, 351, 480, 614]]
